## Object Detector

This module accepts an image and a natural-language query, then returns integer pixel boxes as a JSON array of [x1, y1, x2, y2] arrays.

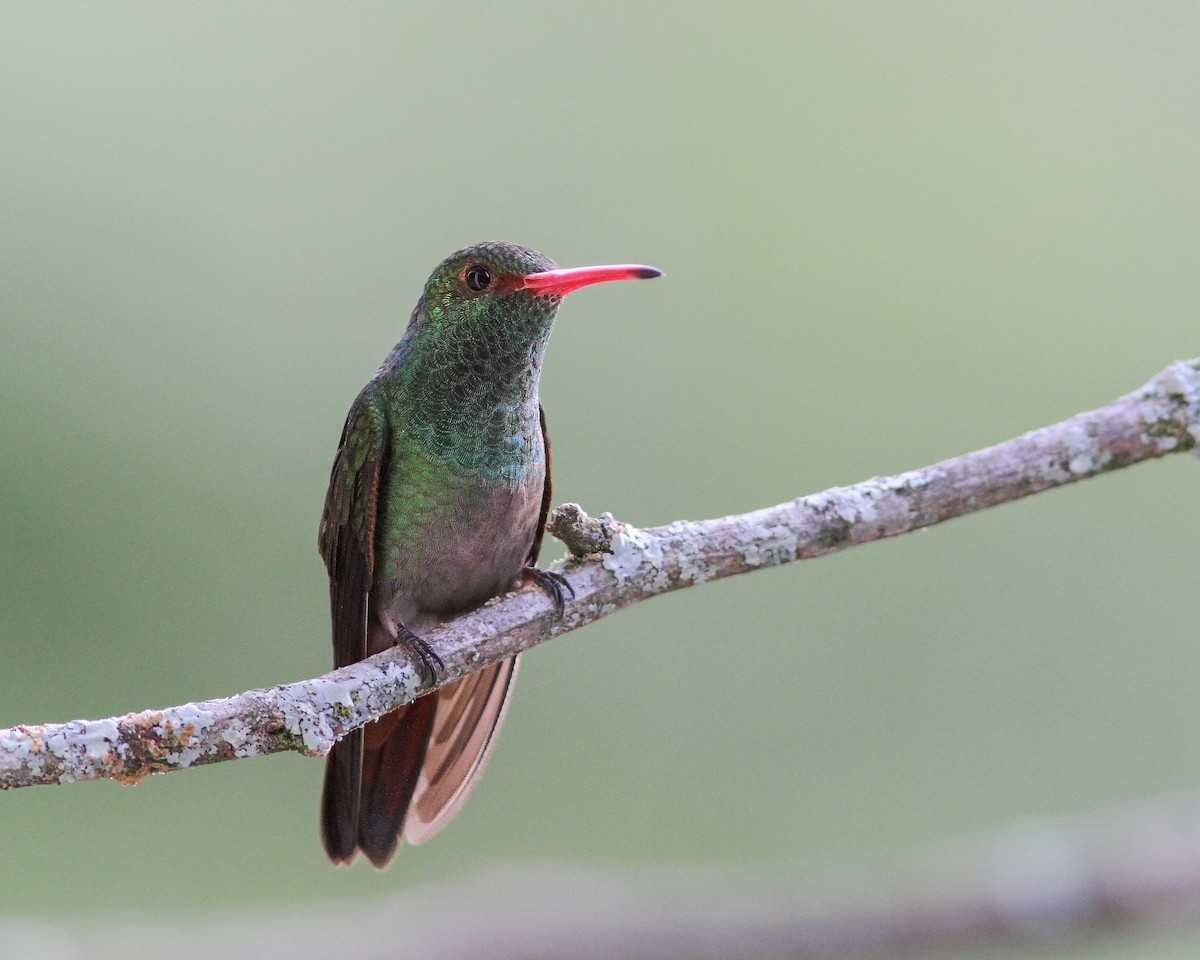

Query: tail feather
[[356, 697, 437, 868], [408, 656, 519, 843], [318, 657, 519, 867], [319, 727, 362, 864]]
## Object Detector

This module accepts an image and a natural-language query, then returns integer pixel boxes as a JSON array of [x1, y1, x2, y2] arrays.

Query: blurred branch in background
[[8, 793, 1200, 958], [0, 358, 1196, 792]]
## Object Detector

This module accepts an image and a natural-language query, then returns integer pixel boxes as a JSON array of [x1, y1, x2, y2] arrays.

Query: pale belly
[[369, 458, 545, 647]]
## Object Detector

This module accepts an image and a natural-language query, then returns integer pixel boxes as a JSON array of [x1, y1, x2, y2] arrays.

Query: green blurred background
[[1, 1, 1198, 954]]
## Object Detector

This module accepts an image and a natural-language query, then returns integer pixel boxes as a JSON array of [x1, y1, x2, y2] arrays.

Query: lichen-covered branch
[[1, 358, 1196, 790]]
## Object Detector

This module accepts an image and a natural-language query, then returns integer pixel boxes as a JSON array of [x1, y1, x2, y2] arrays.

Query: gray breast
[[372, 473, 545, 642]]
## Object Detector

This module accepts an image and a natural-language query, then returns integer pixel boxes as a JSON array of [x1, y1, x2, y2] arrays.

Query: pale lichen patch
[[221, 719, 259, 758], [80, 719, 122, 762], [678, 552, 715, 584], [43, 721, 108, 784], [1165, 360, 1200, 455], [603, 524, 668, 590], [0, 728, 45, 777], [1139, 403, 1191, 453], [1035, 456, 1073, 485], [44, 727, 74, 760], [153, 704, 214, 768], [663, 521, 716, 583], [1060, 422, 1111, 475], [347, 661, 422, 726], [1141, 361, 1200, 456], [835, 487, 880, 524], [1153, 360, 1200, 407], [319, 679, 360, 712], [803, 487, 880, 532], [734, 521, 798, 567], [382, 659, 421, 696], [278, 685, 339, 755]]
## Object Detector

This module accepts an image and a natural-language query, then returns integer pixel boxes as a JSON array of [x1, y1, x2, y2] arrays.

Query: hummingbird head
[[410, 241, 661, 346], [390, 241, 660, 476]]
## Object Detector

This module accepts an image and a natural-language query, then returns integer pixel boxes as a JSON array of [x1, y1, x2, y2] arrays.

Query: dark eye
[[464, 264, 492, 292]]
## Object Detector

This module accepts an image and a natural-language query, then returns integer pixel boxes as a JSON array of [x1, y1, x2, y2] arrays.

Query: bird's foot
[[522, 566, 575, 617], [394, 624, 445, 686]]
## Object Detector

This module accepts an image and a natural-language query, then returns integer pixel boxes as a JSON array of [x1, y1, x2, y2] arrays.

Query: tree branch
[[1, 358, 1196, 791]]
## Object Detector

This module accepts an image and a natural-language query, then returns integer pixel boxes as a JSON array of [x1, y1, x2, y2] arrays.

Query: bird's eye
[[464, 264, 492, 292]]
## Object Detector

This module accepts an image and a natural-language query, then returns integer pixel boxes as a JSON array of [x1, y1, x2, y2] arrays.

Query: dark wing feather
[[526, 403, 552, 565], [318, 391, 387, 864], [318, 389, 387, 666]]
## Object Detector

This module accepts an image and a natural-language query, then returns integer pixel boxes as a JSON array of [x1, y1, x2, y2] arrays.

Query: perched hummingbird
[[318, 241, 661, 867]]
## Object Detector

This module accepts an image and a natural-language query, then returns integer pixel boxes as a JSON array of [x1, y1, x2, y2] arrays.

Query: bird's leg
[[394, 623, 445, 686], [522, 566, 575, 617]]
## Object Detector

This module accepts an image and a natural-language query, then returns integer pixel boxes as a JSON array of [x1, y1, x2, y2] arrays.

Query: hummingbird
[[318, 241, 661, 867]]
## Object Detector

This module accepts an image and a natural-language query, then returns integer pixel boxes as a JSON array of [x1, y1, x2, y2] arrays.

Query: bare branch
[[1, 358, 1196, 790]]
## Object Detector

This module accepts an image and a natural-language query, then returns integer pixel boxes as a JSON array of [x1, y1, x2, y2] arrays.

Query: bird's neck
[[382, 329, 549, 482]]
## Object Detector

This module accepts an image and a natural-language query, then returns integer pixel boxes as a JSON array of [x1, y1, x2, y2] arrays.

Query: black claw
[[524, 566, 575, 617], [394, 625, 445, 686]]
